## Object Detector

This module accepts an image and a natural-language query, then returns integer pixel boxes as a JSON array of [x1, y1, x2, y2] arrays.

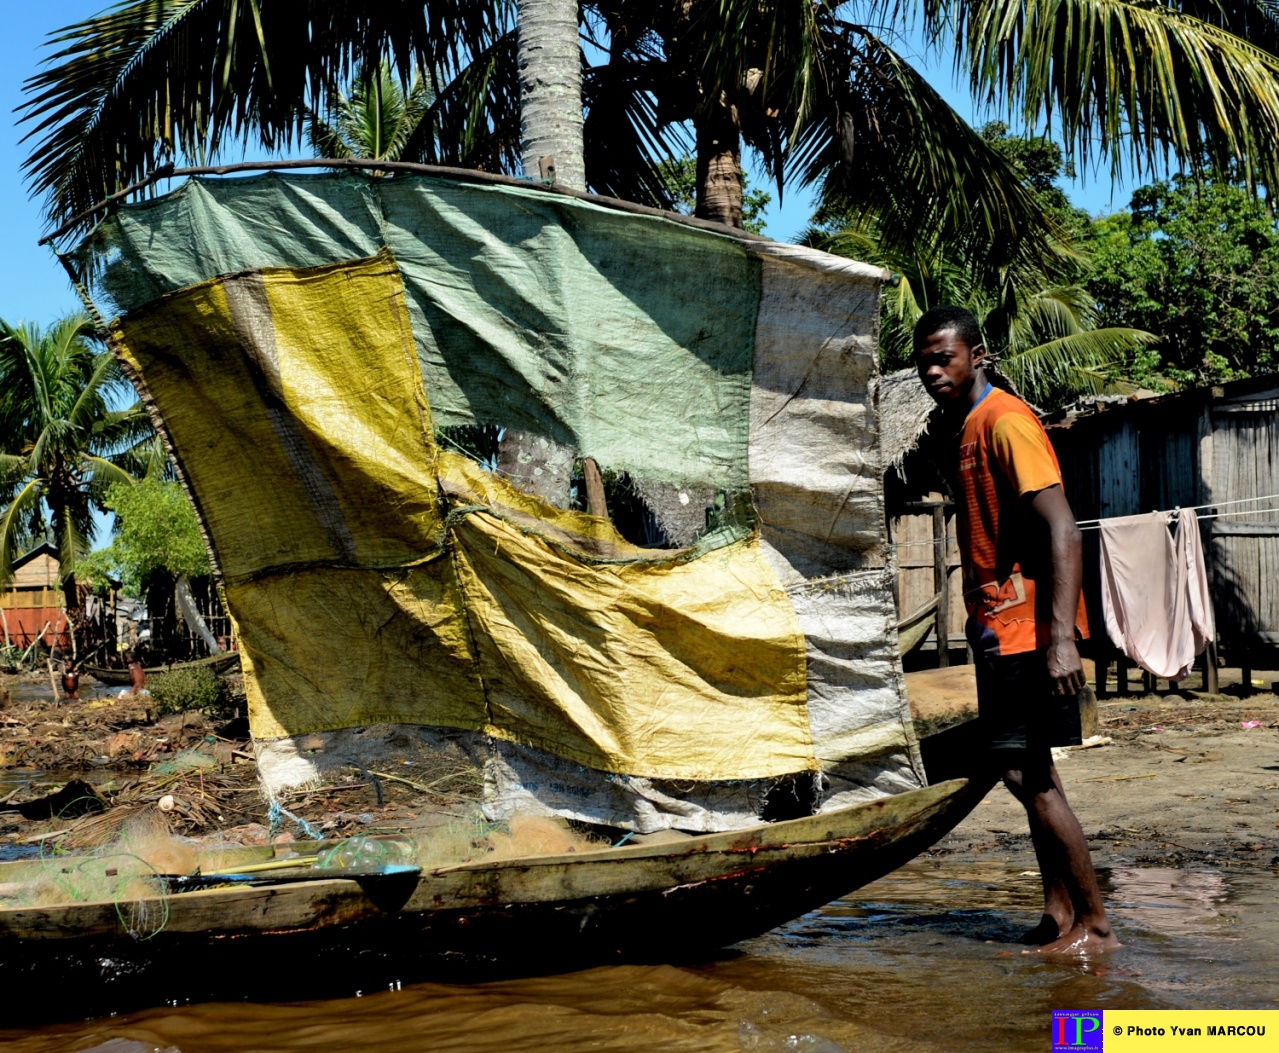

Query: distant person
[[61, 661, 81, 700], [914, 305, 1119, 955], [125, 651, 147, 697]]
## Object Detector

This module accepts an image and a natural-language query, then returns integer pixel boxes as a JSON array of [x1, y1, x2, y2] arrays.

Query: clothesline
[[1074, 491, 1279, 528], [891, 492, 1279, 549]]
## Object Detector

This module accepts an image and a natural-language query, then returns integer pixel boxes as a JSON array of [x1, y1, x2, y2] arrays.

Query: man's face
[[914, 327, 985, 405]]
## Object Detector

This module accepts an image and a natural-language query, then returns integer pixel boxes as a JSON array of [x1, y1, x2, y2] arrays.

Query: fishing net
[[0, 816, 242, 939]]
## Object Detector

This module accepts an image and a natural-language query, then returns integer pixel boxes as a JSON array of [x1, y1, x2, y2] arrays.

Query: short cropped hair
[[913, 305, 983, 352]]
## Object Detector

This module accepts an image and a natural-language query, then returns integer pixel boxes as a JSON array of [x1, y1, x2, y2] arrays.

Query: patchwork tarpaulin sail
[[73, 170, 923, 832]]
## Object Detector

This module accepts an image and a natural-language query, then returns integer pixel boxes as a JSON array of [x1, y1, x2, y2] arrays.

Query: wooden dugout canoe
[[82, 649, 241, 687], [0, 774, 990, 1021]]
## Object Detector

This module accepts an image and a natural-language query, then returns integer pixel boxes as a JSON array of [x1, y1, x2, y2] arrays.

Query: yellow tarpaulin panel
[[439, 450, 669, 562], [231, 562, 487, 740], [453, 510, 813, 780], [113, 254, 441, 584]]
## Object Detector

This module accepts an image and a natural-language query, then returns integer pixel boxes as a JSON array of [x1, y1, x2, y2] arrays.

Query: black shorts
[[975, 648, 1082, 753]]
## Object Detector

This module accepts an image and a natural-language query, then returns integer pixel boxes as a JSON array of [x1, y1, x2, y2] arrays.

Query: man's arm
[[1028, 484, 1086, 695]]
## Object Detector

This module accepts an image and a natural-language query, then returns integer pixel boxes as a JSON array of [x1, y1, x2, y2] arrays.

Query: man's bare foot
[[1020, 914, 1069, 945], [1023, 922, 1121, 956]]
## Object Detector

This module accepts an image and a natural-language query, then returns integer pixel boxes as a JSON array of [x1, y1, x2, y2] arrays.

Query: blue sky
[[0, 3, 1144, 336]]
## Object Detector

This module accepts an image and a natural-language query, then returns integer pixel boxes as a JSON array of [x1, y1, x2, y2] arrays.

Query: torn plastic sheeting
[[451, 509, 814, 781]]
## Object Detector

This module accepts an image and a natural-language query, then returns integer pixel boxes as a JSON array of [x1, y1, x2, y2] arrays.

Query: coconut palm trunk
[[517, 0, 586, 192], [48, 481, 82, 617], [500, 0, 587, 506], [694, 95, 744, 227]]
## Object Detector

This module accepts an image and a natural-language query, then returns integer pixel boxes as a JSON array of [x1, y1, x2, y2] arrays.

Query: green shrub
[[149, 666, 227, 716]]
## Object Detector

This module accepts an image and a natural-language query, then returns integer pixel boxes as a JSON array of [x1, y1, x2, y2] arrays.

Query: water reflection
[[1, 861, 1274, 1053], [1109, 867, 1230, 937]]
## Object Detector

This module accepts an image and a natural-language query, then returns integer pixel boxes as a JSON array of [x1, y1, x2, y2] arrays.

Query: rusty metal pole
[[1203, 640, 1219, 694]]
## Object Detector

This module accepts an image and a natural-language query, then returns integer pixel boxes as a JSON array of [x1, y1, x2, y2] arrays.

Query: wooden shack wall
[[1, 549, 72, 649], [1048, 383, 1279, 655], [1203, 393, 1279, 643], [892, 508, 963, 649]]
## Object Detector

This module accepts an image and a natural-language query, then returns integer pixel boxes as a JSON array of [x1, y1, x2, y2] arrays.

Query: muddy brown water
[[0, 858, 1273, 1053]]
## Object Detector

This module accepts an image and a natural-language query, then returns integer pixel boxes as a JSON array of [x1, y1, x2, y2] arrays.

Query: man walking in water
[[914, 305, 1119, 955]]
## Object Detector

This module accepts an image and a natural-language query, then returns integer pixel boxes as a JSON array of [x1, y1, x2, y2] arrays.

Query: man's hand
[[1046, 638, 1085, 696]]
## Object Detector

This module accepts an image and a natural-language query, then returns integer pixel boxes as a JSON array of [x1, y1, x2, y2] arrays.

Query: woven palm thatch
[[878, 368, 934, 474]]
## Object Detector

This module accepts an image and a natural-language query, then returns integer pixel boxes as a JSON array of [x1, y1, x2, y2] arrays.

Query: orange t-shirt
[[954, 386, 1088, 656]]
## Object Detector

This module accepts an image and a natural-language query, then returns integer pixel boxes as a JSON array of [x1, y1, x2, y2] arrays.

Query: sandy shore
[[933, 690, 1279, 871]]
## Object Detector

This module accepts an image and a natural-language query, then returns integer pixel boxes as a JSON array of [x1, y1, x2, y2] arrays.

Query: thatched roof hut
[[878, 368, 936, 476]]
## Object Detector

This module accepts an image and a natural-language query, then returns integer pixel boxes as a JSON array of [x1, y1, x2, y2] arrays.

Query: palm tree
[[307, 60, 435, 164], [518, 0, 584, 190], [20, 1, 1279, 255], [814, 218, 1159, 408], [0, 314, 155, 613]]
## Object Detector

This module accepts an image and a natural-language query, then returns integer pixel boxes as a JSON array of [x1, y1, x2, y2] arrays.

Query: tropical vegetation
[[23, 0, 1279, 259], [18, 2, 1279, 408], [307, 59, 436, 165], [77, 478, 210, 600], [1088, 175, 1279, 387], [812, 124, 1158, 407], [0, 313, 156, 610]]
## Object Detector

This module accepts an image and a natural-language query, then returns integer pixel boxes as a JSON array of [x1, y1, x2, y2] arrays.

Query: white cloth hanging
[[1099, 508, 1214, 680]]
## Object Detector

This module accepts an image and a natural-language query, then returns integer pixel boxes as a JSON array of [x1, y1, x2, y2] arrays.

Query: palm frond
[[68, 351, 122, 436], [0, 479, 45, 589], [83, 454, 138, 497], [396, 30, 520, 173], [791, 25, 1078, 293], [583, 60, 693, 207], [996, 285, 1094, 353], [91, 404, 155, 458], [53, 498, 96, 588], [98, 432, 169, 482], [20, 0, 514, 233], [998, 326, 1160, 403], [694, 0, 829, 139], [956, 0, 1279, 191]]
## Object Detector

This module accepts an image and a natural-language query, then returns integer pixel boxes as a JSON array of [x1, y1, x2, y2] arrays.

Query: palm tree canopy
[[0, 314, 154, 592], [21, 2, 1279, 268], [307, 60, 435, 162], [20, 0, 517, 229], [810, 210, 1160, 408]]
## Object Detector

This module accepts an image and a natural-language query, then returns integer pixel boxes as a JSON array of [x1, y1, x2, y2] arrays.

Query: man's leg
[[1023, 814, 1074, 942], [1003, 749, 1120, 954]]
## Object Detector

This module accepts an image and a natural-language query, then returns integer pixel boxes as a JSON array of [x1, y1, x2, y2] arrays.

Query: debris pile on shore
[[1, 670, 485, 855]]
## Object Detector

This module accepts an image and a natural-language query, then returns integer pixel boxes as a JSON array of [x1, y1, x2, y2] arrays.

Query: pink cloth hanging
[[1099, 508, 1214, 680]]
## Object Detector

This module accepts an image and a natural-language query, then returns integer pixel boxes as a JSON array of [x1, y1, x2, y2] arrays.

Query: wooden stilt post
[[582, 457, 609, 520], [932, 504, 949, 668], [1203, 640, 1219, 694]]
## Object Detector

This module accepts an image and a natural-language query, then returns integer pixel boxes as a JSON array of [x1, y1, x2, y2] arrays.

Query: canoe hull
[[84, 650, 241, 686], [0, 776, 990, 1021]]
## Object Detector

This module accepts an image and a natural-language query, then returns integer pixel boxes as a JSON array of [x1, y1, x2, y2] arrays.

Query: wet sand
[[939, 691, 1279, 872]]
